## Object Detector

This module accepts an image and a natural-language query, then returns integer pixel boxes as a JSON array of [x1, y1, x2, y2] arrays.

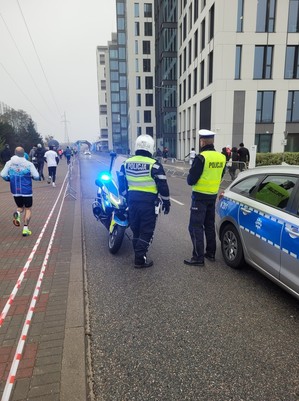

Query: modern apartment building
[[155, 0, 178, 158], [178, 0, 299, 159], [96, 45, 110, 151], [98, 0, 299, 158], [126, 0, 156, 153]]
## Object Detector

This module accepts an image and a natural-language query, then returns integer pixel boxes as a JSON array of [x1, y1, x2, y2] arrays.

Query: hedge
[[256, 152, 299, 166]]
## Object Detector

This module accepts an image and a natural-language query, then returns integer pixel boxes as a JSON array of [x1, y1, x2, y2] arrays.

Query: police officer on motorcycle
[[118, 135, 171, 268]]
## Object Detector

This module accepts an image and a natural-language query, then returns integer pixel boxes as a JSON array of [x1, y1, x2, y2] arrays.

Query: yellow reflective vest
[[125, 155, 158, 194], [192, 151, 226, 195]]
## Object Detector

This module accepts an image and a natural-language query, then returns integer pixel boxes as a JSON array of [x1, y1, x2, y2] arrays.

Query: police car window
[[230, 175, 262, 196], [252, 175, 297, 209]]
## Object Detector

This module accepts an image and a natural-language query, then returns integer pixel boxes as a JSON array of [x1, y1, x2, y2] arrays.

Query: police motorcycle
[[92, 152, 129, 254]]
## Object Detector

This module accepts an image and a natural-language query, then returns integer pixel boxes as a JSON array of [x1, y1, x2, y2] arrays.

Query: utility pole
[[61, 112, 70, 145]]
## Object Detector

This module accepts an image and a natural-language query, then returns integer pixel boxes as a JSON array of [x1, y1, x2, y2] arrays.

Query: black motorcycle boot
[[134, 256, 153, 269]]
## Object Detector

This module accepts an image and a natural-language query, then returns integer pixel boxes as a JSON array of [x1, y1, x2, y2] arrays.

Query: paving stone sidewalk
[[0, 157, 86, 401]]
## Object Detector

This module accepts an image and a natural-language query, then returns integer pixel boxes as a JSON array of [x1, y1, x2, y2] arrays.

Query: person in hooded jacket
[[118, 134, 171, 268], [35, 144, 45, 180]]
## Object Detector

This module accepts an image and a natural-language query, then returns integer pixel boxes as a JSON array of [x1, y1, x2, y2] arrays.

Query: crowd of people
[[0, 143, 77, 237], [221, 142, 250, 180]]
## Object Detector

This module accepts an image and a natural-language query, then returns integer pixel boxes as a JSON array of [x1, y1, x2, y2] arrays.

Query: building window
[[119, 76, 126, 88], [146, 127, 153, 136], [183, 47, 187, 71], [144, 110, 151, 123], [136, 76, 141, 89], [188, 73, 192, 99], [135, 22, 140, 36], [208, 51, 213, 84], [143, 59, 151, 72], [136, 93, 141, 106], [118, 32, 125, 45], [183, 79, 186, 102], [188, 39, 192, 66], [134, 3, 139, 17], [201, 19, 205, 51], [287, 91, 299, 122], [144, 3, 152, 18], [137, 127, 142, 136], [256, 0, 276, 32], [237, 0, 244, 32], [194, 29, 198, 59], [209, 4, 214, 41], [144, 22, 153, 36], [145, 76, 153, 89], [194, 0, 199, 22], [117, 2, 125, 15], [285, 46, 299, 78], [145, 94, 153, 106], [135, 58, 139, 72], [136, 110, 140, 124], [143, 40, 151, 54], [254, 46, 273, 79], [288, 0, 299, 32], [255, 133, 272, 153], [101, 80, 106, 90], [100, 105, 107, 115], [99, 54, 105, 65], [135, 40, 138, 54], [117, 17, 125, 30], [194, 67, 198, 95], [200, 60, 204, 89], [256, 91, 275, 123], [189, 4, 192, 31], [183, 15, 187, 40], [235, 45, 242, 79]]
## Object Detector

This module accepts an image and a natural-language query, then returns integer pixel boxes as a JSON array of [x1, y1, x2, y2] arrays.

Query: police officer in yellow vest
[[184, 129, 226, 266], [119, 135, 170, 268]]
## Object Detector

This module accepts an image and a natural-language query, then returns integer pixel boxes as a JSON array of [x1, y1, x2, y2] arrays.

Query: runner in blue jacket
[[1, 146, 40, 236]]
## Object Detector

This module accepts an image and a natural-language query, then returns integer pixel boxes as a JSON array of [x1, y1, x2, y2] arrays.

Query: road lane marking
[[170, 197, 184, 206], [1, 182, 69, 401]]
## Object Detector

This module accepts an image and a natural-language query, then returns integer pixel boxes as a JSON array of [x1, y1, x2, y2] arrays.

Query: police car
[[216, 165, 299, 299]]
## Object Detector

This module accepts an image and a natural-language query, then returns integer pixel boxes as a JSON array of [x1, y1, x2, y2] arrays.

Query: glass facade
[[154, 0, 178, 157]]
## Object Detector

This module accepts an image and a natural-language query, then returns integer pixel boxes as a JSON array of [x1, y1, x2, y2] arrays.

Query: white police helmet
[[135, 134, 155, 155]]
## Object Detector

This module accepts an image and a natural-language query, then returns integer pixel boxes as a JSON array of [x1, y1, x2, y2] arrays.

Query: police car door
[[238, 175, 289, 279], [279, 178, 299, 295]]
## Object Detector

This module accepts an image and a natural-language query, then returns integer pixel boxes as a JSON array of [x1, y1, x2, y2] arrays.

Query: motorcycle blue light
[[99, 172, 111, 182]]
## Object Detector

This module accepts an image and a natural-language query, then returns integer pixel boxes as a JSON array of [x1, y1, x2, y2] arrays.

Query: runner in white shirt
[[44, 146, 59, 187]]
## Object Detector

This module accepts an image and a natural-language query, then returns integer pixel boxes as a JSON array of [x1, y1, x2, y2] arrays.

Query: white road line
[[0, 173, 68, 327], [170, 197, 184, 206], [1, 184, 69, 401]]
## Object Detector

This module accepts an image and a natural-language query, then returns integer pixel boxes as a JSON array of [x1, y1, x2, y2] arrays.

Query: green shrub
[[256, 152, 299, 166]]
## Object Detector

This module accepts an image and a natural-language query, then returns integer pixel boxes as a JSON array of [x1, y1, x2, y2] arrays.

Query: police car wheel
[[220, 224, 244, 269]]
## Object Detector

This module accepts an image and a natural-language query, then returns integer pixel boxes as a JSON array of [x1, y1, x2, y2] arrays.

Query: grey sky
[[0, 0, 116, 143]]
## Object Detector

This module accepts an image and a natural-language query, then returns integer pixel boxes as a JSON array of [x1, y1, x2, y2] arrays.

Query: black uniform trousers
[[188, 198, 217, 262], [128, 200, 157, 264]]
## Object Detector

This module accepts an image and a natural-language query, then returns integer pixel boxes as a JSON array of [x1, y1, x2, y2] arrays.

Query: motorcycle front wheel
[[108, 225, 126, 254]]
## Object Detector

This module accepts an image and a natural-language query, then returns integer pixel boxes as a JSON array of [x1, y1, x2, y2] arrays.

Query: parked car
[[216, 165, 299, 299], [84, 151, 91, 156]]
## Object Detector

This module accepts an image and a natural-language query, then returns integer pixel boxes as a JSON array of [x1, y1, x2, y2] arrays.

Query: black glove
[[162, 200, 170, 215]]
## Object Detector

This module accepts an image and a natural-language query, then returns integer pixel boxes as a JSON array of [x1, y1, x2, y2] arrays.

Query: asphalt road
[[80, 153, 299, 401]]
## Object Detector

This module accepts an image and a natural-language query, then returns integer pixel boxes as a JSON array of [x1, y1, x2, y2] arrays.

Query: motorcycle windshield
[[111, 155, 128, 186], [105, 179, 119, 197]]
